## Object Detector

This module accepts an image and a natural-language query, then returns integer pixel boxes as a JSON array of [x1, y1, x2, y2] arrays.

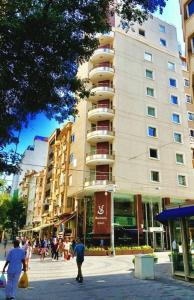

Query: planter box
[[85, 250, 109, 256], [85, 249, 153, 256]]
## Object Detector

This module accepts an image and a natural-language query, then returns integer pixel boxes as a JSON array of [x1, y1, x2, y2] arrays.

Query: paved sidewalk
[[1, 244, 194, 300]]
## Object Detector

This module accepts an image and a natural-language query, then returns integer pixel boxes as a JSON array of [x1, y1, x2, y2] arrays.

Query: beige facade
[[70, 16, 194, 200], [33, 169, 46, 226], [66, 16, 194, 247], [181, 0, 194, 168], [19, 170, 37, 228]]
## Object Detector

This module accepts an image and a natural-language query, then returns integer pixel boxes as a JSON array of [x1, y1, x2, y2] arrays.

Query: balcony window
[[188, 112, 194, 121], [160, 39, 167, 47], [184, 79, 190, 87], [147, 106, 156, 117], [148, 126, 157, 137], [146, 87, 154, 97], [172, 113, 181, 124], [187, 0, 194, 18], [159, 25, 165, 33], [176, 153, 184, 164], [168, 62, 175, 71], [149, 148, 159, 159], [178, 174, 187, 187], [150, 170, 160, 182], [169, 78, 177, 88], [170, 95, 178, 105], [145, 69, 153, 79], [174, 132, 182, 143], [144, 52, 152, 62]]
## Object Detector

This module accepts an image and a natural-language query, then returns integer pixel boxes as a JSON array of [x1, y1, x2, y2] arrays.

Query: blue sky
[[12, 0, 183, 155]]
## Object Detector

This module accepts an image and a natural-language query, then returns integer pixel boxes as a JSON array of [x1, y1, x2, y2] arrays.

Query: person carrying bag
[[0, 273, 6, 288], [2, 240, 26, 300], [18, 271, 29, 288]]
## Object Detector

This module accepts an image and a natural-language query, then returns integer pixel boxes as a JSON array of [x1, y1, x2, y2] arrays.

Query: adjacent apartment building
[[65, 15, 194, 248], [11, 136, 48, 195]]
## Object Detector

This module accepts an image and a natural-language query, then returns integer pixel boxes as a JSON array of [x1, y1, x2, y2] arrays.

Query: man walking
[[2, 240, 26, 300], [73, 238, 85, 283]]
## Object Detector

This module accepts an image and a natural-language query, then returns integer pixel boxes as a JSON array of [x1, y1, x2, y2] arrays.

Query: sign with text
[[93, 192, 111, 235]]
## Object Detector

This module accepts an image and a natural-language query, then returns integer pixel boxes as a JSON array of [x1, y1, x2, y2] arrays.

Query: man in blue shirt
[[3, 240, 26, 300], [73, 238, 85, 283]]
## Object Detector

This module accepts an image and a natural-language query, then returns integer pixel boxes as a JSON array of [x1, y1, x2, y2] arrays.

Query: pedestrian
[[63, 238, 71, 260], [52, 239, 59, 261], [25, 241, 32, 270], [3, 237, 8, 257], [73, 238, 85, 283], [2, 239, 26, 300], [40, 239, 46, 261]]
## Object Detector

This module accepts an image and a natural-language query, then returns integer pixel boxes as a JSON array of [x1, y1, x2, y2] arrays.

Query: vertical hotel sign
[[94, 192, 111, 235]]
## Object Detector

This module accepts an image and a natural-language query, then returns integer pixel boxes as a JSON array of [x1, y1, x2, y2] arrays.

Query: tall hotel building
[[67, 15, 194, 248]]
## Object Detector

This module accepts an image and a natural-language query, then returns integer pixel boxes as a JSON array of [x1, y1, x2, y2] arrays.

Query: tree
[[0, 0, 167, 173], [5, 195, 27, 238]]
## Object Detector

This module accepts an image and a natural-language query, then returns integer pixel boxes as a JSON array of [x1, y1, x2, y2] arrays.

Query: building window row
[[148, 127, 183, 143], [150, 170, 187, 187], [149, 148, 184, 165]]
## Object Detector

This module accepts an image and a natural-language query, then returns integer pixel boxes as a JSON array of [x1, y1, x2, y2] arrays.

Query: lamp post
[[105, 184, 117, 256]]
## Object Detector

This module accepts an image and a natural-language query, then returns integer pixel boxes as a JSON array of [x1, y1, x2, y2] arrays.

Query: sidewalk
[[1, 244, 194, 300]]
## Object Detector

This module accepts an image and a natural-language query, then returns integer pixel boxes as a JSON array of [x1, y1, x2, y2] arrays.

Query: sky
[[9, 0, 184, 155]]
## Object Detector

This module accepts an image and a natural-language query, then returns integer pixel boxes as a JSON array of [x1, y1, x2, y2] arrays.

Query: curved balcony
[[84, 174, 115, 191], [91, 48, 114, 63], [89, 65, 114, 81], [88, 105, 114, 121], [90, 85, 114, 101], [87, 126, 114, 143], [86, 150, 115, 166], [97, 32, 114, 44]]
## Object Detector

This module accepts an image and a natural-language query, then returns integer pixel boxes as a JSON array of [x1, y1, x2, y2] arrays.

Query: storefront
[[156, 203, 194, 281]]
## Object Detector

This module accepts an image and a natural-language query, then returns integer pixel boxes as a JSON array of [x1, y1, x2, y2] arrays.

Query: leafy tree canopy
[[0, 0, 167, 173]]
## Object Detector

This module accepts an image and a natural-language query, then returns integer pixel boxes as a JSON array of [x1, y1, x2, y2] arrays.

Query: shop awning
[[155, 205, 194, 225], [55, 213, 76, 227], [32, 223, 54, 232]]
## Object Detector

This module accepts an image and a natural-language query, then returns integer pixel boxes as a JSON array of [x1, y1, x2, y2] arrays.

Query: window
[[147, 106, 156, 117], [148, 126, 157, 137], [188, 112, 194, 121], [69, 153, 74, 163], [192, 38, 194, 54], [149, 148, 159, 159], [178, 174, 187, 187], [169, 78, 177, 88], [145, 69, 153, 79], [139, 29, 145, 36], [146, 87, 154, 97], [160, 38, 167, 47], [174, 132, 182, 143], [159, 25, 165, 33], [187, 1, 194, 18], [70, 134, 75, 143], [190, 129, 194, 137], [185, 94, 192, 103], [184, 79, 190, 87], [170, 95, 178, 105], [144, 52, 152, 62], [176, 153, 184, 164], [150, 170, 160, 182], [172, 113, 181, 124], [168, 62, 175, 71]]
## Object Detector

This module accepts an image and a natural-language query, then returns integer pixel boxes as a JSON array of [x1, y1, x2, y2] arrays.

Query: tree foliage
[[0, 0, 167, 173]]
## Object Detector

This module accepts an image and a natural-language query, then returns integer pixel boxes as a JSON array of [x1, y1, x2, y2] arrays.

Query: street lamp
[[105, 184, 117, 256]]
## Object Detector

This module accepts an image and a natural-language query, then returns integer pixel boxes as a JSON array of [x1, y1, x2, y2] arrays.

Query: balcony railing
[[89, 103, 112, 110], [90, 125, 112, 131], [85, 172, 113, 182], [87, 149, 113, 155]]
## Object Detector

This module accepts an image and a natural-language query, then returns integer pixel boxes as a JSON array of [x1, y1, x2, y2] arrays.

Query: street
[[1, 245, 194, 299]]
